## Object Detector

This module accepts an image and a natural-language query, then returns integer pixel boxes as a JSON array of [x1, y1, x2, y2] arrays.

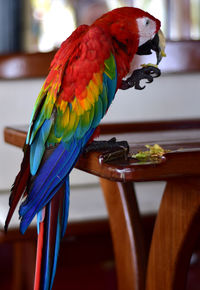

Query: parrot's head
[[94, 7, 166, 65], [136, 19, 166, 65]]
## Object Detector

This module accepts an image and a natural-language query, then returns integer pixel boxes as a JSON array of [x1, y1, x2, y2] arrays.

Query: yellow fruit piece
[[141, 63, 158, 68], [132, 144, 170, 162]]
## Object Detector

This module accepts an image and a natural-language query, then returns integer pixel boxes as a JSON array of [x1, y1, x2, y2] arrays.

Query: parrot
[[5, 7, 165, 290]]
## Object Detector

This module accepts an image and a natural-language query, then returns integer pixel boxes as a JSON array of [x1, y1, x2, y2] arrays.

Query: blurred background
[[0, 1, 200, 289], [0, 0, 200, 54]]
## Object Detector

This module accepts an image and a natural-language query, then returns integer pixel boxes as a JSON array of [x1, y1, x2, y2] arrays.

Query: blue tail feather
[[61, 177, 70, 238], [35, 178, 70, 290]]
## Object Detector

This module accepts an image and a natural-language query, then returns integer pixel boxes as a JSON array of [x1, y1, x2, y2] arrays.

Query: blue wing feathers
[[28, 144, 72, 202], [19, 144, 67, 215], [30, 119, 53, 175], [19, 128, 95, 234]]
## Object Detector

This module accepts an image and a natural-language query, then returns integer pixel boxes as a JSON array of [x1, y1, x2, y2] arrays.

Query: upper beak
[[154, 30, 166, 65], [136, 29, 166, 65]]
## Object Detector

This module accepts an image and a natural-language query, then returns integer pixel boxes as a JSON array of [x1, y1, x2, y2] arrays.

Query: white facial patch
[[136, 17, 156, 46]]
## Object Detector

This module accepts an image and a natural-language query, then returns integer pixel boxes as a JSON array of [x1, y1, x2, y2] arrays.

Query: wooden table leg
[[100, 178, 147, 290], [146, 178, 200, 290]]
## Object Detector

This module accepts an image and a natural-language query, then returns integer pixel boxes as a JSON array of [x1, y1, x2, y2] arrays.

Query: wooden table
[[4, 119, 200, 290]]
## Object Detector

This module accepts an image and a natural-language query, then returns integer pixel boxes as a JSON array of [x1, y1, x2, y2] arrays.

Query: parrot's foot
[[83, 137, 129, 162], [120, 66, 161, 90]]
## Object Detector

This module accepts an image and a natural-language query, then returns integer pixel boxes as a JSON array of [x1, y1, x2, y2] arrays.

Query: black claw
[[108, 137, 117, 143], [100, 148, 129, 163], [120, 80, 131, 90], [120, 66, 161, 91], [83, 138, 129, 162], [146, 75, 154, 83], [135, 82, 145, 90]]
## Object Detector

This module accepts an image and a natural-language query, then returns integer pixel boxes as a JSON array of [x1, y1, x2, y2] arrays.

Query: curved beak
[[136, 29, 166, 65], [154, 30, 166, 64]]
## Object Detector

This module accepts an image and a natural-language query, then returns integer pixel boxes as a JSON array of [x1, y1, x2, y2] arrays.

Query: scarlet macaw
[[5, 7, 165, 290]]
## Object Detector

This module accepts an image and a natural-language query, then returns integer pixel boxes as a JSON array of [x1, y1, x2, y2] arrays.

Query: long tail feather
[[4, 147, 30, 231], [34, 177, 70, 290]]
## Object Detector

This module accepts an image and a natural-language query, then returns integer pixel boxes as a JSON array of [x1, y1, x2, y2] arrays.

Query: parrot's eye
[[145, 19, 150, 26]]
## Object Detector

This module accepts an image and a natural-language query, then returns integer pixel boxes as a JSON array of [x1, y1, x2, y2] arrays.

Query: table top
[[4, 119, 200, 182]]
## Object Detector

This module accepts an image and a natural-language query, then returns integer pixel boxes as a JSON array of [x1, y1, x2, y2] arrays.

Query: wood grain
[[146, 178, 200, 290], [100, 179, 147, 290]]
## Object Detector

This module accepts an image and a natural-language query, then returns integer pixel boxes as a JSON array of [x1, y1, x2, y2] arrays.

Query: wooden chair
[[2, 40, 200, 290]]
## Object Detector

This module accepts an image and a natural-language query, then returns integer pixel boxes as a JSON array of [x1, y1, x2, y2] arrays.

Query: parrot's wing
[[17, 25, 117, 234], [25, 24, 90, 149], [4, 24, 90, 231]]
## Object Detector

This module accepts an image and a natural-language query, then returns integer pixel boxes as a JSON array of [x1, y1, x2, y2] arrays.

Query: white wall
[[103, 73, 200, 122], [1, 73, 200, 190]]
